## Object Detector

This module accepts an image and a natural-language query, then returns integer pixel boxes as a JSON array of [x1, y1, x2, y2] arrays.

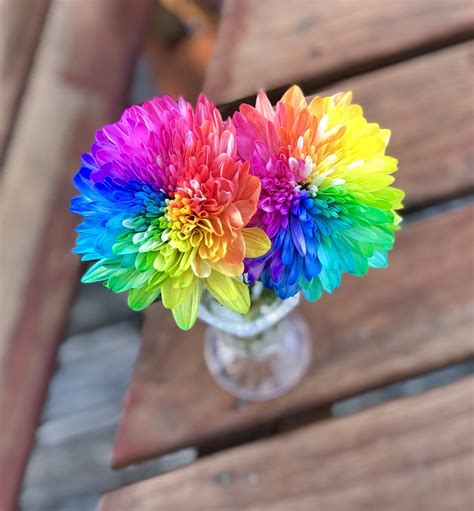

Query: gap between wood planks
[[216, 34, 474, 119], [104, 360, 474, 479], [402, 192, 474, 220], [198, 359, 474, 458]]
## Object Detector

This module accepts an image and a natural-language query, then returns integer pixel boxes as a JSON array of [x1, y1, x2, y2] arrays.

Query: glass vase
[[198, 284, 312, 401]]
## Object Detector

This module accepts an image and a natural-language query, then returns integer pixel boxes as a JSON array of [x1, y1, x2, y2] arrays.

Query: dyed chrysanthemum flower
[[71, 95, 270, 329], [233, 86, 404, 300]]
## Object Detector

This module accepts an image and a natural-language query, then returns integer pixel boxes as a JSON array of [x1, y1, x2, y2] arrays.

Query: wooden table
[[101, 0, 474, 511], [99, 1, 474, 509], [1, 1, 473, 509]]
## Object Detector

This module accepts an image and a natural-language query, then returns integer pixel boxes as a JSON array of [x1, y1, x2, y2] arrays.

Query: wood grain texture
[[316, 43, 474, 208], [101, 377, 474, 510], [0, 1, 151, 509], [0, 0, 51, 163], [19, 322, 194, 511], [204, 0, 474, 104], [112, 202, 474, 468]]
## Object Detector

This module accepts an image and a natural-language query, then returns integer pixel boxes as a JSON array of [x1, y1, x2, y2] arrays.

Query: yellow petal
[[172, 278, 202, 330], [308, 96, 324, 119], [331, 91, 352, 106], [242, 227, 271, 258], [172, 268, 194, 288], [161, 278, 192, 309], [205, 272, 250, 314], [191, 256, 212, 278]]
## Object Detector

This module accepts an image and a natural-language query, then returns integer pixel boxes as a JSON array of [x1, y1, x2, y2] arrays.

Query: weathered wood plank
[[204, 0, 474, 104], [316, 43, 474, 208], [0, 0, 50, 163], [101, 377, 474, 510], [111, 200, 474, 468], [41, 322, 141, 422], [19, 321, 196, 511], [0, 1, 152, 509], [66, 283, 138, 337]]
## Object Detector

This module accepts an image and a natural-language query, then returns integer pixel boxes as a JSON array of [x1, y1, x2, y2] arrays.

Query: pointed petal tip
[[281, 85, 306, 108]]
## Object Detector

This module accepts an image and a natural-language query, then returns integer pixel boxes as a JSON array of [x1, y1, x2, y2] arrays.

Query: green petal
[[128, 287, 161, 311], [135, 252, 157, 272], [302, 278, 323, 302], [205, 272, 250, 314], [172, 279, 202, 330], [112, 241, 139, 255], [82, 260, 123, 283], [172, 269, 194, 289], [148, 271, 168, 288], [106, 269, 153, 293], [344, 226, 377, 242]]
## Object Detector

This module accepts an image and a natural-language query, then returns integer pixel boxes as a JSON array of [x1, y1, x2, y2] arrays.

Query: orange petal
[[308, 96, 324, 119], [226, 203, 244, 229], [211, 261, 244, 277], [234, 199, 258, 226], [224, 234, 245, 264], [281, 85, 307, 111]]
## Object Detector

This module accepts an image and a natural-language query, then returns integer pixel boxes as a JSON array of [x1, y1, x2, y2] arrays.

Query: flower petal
[[242, 227, 271, 258], [128, 287, 161, 311], [191, 256, 212, 278], [205, 272, 250, 314], [172, 278, 202, 330], [255, 89, 275, 121], [161, 278, 192, 309]]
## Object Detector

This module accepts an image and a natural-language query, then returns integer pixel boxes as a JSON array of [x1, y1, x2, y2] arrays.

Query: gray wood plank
[[21, 320, 196, 511], [42, 322, 141, 421], [66, 284, 140, 337]]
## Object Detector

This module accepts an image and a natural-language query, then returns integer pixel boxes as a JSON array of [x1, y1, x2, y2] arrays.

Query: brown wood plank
[[316, 43, 474, 208], [111, 199, 474, 468], [204, 0, 474, 104], [139, 0, 218, 103], [0, 1, 152, 509], [0, 0, 51, 163], [101, 377, 474, 510]]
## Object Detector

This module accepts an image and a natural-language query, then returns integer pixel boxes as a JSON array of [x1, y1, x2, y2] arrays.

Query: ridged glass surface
[[200, 285, 312, 401]]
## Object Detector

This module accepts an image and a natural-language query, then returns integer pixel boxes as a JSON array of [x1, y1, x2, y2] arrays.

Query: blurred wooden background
[[0, 1, 473, 510]]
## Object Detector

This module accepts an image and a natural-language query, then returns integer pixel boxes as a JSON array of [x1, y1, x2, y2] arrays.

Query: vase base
[[204, 313, 312, 401]]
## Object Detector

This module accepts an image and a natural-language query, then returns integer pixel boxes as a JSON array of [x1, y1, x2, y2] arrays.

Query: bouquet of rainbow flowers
[[71, 86, 404, 330]]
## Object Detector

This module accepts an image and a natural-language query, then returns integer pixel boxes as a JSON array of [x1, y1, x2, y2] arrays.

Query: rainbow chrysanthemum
[[233, 86, 404, 300], [71, 95, 270, 329]]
